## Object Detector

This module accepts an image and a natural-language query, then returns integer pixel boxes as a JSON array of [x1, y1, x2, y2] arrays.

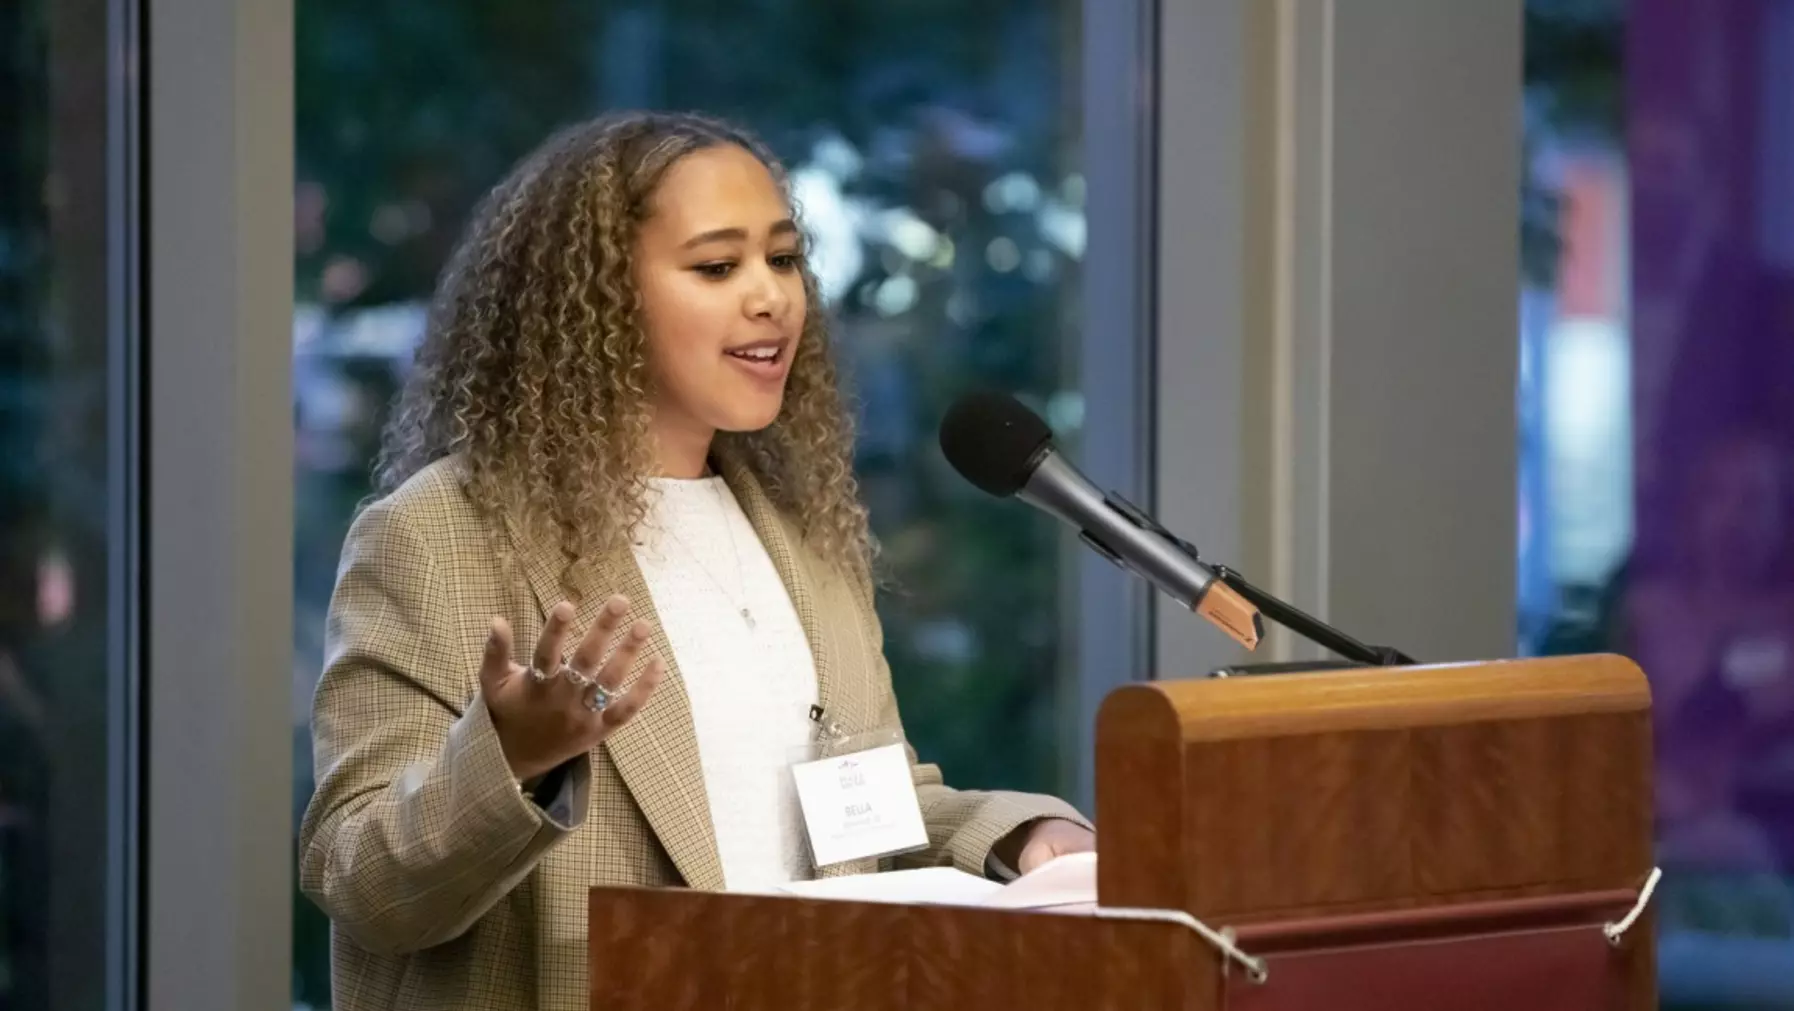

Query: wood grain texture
[[1096, 654, 1656, 1007], [587, 887, 1211, 1010], [1220, 890, 1654, 1011], [1097, 654, 1653, 921], [587, 655, 1658, 1009]]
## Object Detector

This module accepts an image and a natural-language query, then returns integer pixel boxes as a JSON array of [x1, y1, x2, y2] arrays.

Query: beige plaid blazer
[[298, 456, 1089, 1011]]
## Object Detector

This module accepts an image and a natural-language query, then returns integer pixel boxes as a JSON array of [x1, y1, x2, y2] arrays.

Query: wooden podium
[[588, 655, 1656, 1009]]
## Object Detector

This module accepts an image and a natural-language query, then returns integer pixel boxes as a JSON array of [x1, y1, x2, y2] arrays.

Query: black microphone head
[[939, 391, 1054, 497]]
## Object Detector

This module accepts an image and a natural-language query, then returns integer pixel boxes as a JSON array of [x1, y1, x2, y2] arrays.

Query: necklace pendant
[[741, 607, 756, 630]]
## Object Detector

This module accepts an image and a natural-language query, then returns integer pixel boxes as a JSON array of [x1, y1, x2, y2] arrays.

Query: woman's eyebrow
[[680, 219, 798, 249]]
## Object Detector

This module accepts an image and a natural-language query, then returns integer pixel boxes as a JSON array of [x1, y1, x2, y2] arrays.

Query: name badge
[[790, 738, 928, 868]]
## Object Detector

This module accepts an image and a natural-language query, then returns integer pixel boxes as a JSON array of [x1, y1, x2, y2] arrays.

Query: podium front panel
[[588, 888, 1216, 1010]]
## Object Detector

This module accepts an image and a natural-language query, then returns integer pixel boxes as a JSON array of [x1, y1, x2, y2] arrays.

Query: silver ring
[[584, 683, 621, 713], [559, 663, 594, 688], [530, 652, 570, 684]]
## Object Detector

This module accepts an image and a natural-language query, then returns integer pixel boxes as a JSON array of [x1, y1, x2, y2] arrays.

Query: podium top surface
[[1104, 654, 1650, 742]]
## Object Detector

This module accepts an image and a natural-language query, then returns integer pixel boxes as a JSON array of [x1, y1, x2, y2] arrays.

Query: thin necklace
[[662, 479, 758, 631]]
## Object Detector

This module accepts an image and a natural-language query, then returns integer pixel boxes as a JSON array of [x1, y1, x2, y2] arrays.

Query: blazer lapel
[[509, 517, 727, 893]]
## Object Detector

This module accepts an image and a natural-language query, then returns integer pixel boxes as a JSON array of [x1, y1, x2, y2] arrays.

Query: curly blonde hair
[[376, 110, 872, 589]]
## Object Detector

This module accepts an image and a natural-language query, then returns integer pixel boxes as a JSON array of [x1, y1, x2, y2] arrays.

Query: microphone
[[939, 391, 1262, 651]]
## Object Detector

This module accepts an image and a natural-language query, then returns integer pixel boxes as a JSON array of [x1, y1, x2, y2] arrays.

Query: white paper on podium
[[978, 851, 1097, 910], [776, 867, 1004, 906], [776, 851, 1096, 911]]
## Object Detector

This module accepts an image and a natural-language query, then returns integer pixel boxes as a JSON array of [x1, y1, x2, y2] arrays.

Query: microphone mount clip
[[1104, 493, 1416, 669]]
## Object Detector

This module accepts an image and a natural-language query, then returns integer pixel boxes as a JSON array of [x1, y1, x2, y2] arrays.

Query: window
[[1523, 0, 1794, 1002], [293, 2, 1109, 1004], [0, 0, 141, 1007]]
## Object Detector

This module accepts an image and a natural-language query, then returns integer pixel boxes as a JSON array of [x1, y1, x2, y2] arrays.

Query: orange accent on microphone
[[1195, 581, 1263, 650]]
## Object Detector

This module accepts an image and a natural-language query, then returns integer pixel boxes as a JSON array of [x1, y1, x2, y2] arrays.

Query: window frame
[[143, 0, 295, 1007]]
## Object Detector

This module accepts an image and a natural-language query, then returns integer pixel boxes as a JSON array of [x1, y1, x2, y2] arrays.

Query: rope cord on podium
[[1091, 905, 1269, 984], [1087, 866, 1662, 984], [1603, 866, 1662, 946]]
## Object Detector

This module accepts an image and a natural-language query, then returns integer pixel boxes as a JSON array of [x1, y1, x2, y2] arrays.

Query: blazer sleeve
[[848, 574, 1092, 877], [297, 497, 591, 956], [876, 656, 1092, 876]]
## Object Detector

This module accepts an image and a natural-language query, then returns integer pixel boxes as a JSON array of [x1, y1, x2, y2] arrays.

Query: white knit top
[[633, 477, 819, 892]]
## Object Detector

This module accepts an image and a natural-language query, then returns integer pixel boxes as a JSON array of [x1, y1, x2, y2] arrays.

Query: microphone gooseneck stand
[[1104, 493, 1417, 674]]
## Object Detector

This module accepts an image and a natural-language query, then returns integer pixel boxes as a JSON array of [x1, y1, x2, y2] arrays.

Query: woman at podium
[[297, 110, 1093, 1011]]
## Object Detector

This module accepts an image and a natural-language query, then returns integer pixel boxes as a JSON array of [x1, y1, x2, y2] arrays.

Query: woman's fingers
[[570, 596, 631, 675], [478, 617, 514, 695], [596, 656, 664, 731], [520, 596, 658, 724], [595, 621, 651, 692], [529, 601, 576, 690]]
